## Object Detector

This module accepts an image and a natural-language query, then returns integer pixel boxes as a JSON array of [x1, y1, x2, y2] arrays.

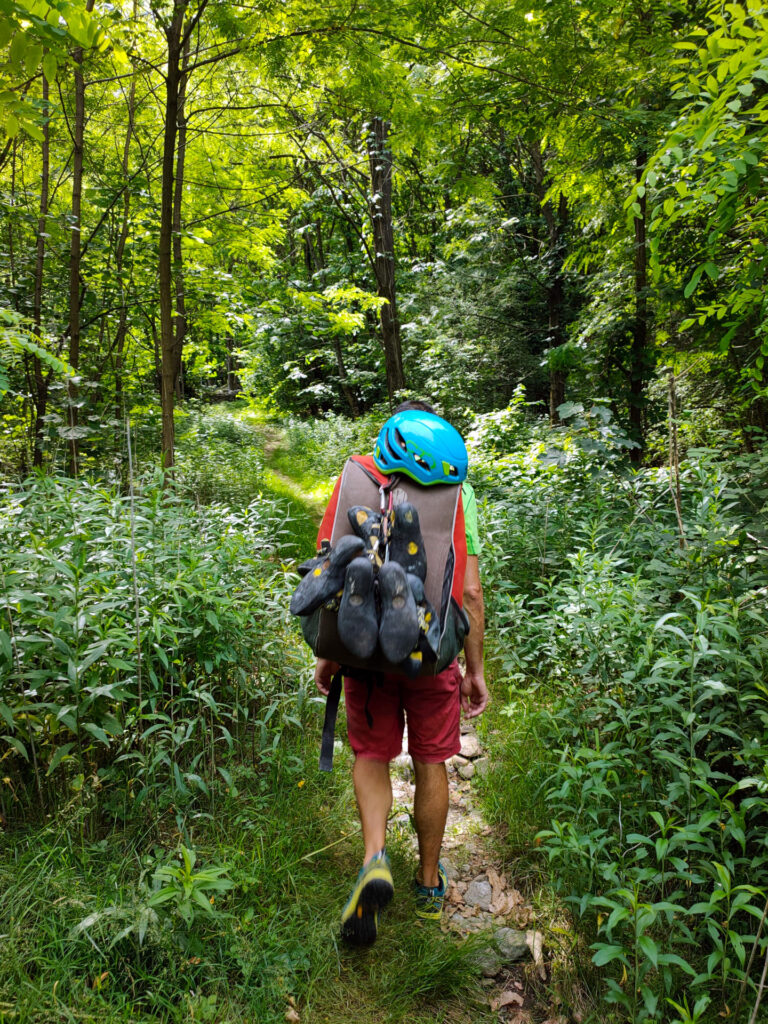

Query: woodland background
[[1, 1, 768, 1022]]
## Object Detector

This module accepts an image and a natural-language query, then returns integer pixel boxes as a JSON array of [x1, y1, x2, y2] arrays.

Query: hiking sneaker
[[414, 863, 448, 921], [340, 850, 394, 947]]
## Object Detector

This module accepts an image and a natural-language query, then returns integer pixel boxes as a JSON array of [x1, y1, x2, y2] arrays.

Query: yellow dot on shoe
[[313, 567, 322, 576], [408, 542, 418, 555], [411, 651, 423, 663], [425, 612, 432, 622], [357, 905, 363, 918], [357, 510, 368, 524]]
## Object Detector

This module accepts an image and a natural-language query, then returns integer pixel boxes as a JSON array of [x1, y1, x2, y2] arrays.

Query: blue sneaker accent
[[414, 862, 448, 920]]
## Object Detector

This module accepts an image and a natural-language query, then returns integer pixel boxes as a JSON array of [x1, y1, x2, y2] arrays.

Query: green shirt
[[462, 482, 481, 556]]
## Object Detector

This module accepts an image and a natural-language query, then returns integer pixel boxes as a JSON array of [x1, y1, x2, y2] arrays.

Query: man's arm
[[315, 657, 340, 696], [461, 554, 488, 718]]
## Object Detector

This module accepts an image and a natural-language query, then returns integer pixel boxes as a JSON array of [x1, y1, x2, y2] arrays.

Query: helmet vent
[[394, 428, 408, 452]]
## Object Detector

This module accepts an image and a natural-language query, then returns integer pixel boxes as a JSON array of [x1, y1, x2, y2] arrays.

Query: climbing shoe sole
[[378, 561, 419, 664], [290, 534, 365, 616], [337, 556, 378, 659]]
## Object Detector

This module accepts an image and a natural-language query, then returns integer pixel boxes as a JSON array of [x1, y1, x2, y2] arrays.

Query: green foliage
[[641, 2, 768, 392], [0, 471, 309, 823], [476, 403, 768, 1018]]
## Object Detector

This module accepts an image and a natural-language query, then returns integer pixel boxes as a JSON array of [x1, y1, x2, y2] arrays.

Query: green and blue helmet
[[373, 410, 468, 485]]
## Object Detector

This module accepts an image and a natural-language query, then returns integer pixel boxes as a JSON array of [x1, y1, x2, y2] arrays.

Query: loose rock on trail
[[390, 721, 558, 1023]]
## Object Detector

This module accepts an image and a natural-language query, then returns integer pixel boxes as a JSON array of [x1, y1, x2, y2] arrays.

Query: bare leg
[[353, 757, 392, 862], [412, 760, 449, 888]]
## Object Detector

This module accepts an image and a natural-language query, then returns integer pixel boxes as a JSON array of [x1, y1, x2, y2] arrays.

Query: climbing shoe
[[297, 540, 331, 577], [340, 849, 394, 946], [407, 573, 441, 659], [337, 556, 378, 659], [388, 502, 427, 581], [347, 506, 384, 567], [414, 862, 448, 921], [290, 535, 365, 616], [378, 561, 419, 664]]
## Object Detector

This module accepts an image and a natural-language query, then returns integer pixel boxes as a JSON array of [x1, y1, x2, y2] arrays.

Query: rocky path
[[391, 722, 565, 1023]]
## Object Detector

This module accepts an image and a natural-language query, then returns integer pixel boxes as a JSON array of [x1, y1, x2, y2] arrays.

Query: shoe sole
[[341, 873, 394, 947], [378, 562, 419, 664], [388, 503, 427, 581], [337, 557, 378, 659], [290, 535, 365, 615]]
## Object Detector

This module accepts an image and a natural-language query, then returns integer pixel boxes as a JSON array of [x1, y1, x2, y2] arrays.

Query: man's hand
[[315, 657, 340, 696], [460, 669, 489, 719]]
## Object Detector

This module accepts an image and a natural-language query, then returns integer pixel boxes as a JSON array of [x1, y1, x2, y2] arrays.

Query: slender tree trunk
[[114, 76, 136, 463], [367, 117, 404, 403], [158, 4, 186, 471], [172, 38, 189, 403], [225, 338, 241, 393], [333, 336, 360, 418], [630, 150, 650, 463], [32, 74, 50, 467], [66, 0, 95, 476], [531, 143, 569, 425]]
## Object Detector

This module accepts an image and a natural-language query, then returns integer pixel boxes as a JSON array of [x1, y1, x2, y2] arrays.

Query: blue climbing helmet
[[373, 410, 468, 485]]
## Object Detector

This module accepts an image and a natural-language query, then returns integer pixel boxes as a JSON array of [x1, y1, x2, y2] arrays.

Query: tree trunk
[[158, 4, 186, 471], [630, 150, 650, 463], [66, 0, 95, 476], [32, 73, 50, 467], [172, 37, 190, 404], [113, 75, 136, 464], [367, 117, 405, 403], [531, 143, 569, 425]]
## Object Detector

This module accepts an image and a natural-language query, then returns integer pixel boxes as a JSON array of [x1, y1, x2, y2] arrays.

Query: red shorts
[[344, 660, 462, 764]]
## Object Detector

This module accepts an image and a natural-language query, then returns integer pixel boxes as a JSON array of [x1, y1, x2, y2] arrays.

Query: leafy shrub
[[0, 472, 311, 824], [474, 402, 768, 1019]]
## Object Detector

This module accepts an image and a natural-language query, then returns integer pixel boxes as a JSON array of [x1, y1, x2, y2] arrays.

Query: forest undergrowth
[[1, 399, 768, 1024]]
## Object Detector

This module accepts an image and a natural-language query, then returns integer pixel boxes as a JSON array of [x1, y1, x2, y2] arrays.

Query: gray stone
[[463, 879, 493, 911], [458, 762, 475, 780], [449, 754, 469, 768], [473, 946, 502, 978], [441, 857, 458, 880], [460, 733, 481, 758], [495, 927, 530, 962], [474, 756, 490, 777]]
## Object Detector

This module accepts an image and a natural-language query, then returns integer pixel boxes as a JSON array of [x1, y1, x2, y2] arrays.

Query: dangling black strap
[[319, 670, 343, 773], [364, 678, 375, 729]]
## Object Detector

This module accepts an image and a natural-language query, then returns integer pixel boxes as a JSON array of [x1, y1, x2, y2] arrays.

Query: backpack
[[293, 456, 470, 771], [299, 455, 469, 675]]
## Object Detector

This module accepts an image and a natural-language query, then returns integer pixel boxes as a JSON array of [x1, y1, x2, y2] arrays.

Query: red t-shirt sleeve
[[317, 475, 342, 549]]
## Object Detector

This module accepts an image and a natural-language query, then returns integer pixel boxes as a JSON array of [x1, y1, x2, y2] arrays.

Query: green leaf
[[24, 42, 42, 77], [3, 734, 28, 761], [684, 267, 704, 298], [42, 52, 58, 83], [82, 722, 111, 746], [592, 944, 629, 966], [46, 742, 76, 776], [9, 32, 26, 66], [638, 934, 659, 967]]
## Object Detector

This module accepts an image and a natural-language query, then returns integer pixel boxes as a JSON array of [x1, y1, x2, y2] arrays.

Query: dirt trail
[[390, 721, 565, 1023]]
